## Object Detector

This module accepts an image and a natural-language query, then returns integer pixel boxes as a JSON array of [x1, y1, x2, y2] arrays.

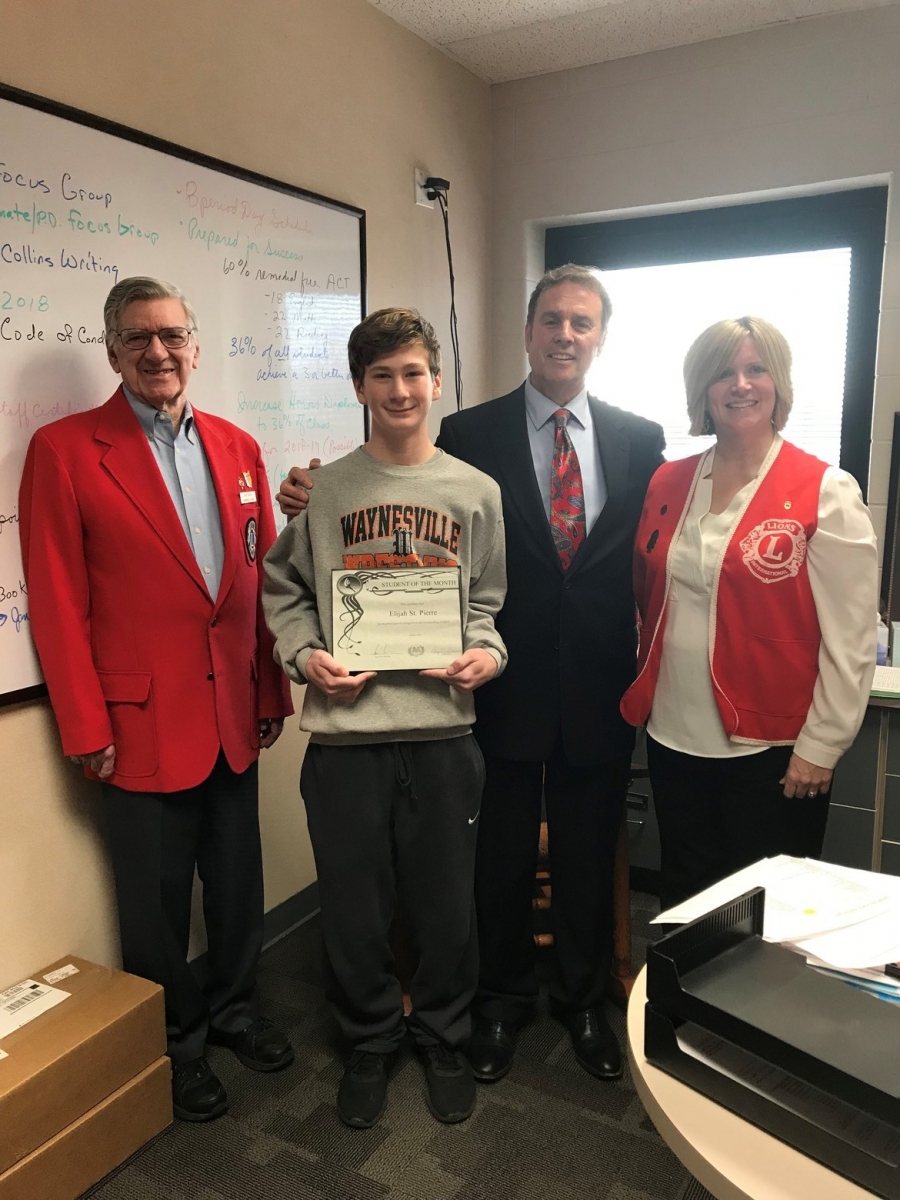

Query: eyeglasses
[[115, 327, 195, 350]]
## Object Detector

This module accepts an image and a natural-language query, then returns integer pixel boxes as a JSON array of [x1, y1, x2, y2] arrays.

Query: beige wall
[[0, 0, 490, 985], [491, 4, 900, 552], [9, 0, 898, 987]]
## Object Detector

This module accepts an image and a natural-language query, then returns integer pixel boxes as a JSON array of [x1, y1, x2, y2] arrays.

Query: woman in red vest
[[621, 316, 878, 910]]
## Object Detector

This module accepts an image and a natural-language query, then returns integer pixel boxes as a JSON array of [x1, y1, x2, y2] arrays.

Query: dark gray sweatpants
[[300, 734, 484, 1052]]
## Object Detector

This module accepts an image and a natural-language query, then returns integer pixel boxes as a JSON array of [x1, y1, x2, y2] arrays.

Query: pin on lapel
[[239, 470, 256, 504]]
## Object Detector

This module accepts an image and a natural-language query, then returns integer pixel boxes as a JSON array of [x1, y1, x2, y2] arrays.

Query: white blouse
[[647, 444, 878, 767]]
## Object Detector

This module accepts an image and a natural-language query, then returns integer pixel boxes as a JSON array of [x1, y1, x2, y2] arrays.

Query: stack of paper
[[871, 664, 900, 697], [801, 960, 900, 1004]]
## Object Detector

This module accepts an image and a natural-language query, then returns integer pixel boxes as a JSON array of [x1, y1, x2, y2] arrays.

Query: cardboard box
[[0, 957, 166, 1173], [0, 1057, 172, 1200]]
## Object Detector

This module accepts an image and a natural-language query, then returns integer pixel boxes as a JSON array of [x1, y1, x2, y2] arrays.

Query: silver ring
[[808, 789, 818, 797]]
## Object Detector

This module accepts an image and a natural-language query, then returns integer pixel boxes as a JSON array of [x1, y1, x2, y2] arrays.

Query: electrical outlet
[[414, 168, 435, 209]]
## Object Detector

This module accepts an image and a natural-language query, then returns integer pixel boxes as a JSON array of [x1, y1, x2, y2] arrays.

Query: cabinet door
[[829, 707, 880, 812], [881, 841, 900, 877], [626, 729, 661, 880], [822, 804, 875, 870]]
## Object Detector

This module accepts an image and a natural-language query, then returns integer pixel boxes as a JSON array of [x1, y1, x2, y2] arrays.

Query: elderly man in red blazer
[[19, 276, 294, 1123]]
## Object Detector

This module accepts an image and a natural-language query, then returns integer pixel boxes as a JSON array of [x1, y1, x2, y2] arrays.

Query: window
[[546, 188, 887, 496], [587, 248, 850, 464]]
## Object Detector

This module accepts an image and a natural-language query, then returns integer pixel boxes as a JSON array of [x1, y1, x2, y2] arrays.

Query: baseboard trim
[[190, 881, 320, 976], [262, 880, 321, 950]]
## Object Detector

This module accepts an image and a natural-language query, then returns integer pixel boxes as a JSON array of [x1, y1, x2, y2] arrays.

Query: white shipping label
[[44, 964, 79, 984], [0, 980, 70, 1040]]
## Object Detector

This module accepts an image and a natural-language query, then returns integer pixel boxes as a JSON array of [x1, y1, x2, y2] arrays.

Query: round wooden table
[[626, 967, 875, 1199]]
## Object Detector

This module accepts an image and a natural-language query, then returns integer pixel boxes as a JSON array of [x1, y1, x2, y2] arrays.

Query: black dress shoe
[[555, 1005, 622, 1080], [172, 1057, 228, 1122], [468, 1018, 516, 1082], [208, 1016, 294, 1072], [468, 1017, 518, 1084]]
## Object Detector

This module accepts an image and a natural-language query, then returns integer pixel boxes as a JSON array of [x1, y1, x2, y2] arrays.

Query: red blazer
[[19, 386, 292, 792]]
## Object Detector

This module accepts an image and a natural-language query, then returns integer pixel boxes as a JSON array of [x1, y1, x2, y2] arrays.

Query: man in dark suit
[[435, 266, 664, 1082], [277, 265, 664, 1082]]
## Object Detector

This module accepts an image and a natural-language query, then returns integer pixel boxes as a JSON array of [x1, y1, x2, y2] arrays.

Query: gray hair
[[526, 263, 613, 341], [104, 277, 199, 349]]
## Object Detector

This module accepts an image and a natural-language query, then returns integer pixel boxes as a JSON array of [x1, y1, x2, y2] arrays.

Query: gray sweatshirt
[[263, 446, 507, 744]]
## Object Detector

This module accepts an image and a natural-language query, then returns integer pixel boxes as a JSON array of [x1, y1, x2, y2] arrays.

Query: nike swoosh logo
[[468, 813, 480, 825]]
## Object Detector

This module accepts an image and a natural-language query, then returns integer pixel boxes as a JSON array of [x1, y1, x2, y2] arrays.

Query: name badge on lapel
[[240, 491, 257, 504]]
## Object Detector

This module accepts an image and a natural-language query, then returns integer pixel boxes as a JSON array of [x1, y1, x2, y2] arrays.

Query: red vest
[[620, 440, 827, 745]]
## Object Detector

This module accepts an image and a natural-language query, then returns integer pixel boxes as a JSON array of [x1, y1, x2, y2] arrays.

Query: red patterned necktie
[[550, 408, 585, 571]]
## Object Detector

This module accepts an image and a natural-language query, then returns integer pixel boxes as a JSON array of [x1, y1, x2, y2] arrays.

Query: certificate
[[331, 567, 463, 671]]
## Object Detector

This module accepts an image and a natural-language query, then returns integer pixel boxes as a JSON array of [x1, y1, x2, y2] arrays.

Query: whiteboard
[[0, 84, 366, 705]]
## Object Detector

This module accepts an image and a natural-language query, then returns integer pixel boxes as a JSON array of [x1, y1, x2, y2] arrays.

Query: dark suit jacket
[[437, 385, 665, 767]]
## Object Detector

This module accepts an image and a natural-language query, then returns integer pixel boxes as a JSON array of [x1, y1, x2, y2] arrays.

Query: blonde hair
[[684, 316, 793, 436]]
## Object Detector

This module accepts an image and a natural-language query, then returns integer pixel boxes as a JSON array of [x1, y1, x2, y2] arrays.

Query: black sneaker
[[419, 1044, 476, 1124], [171, 1056, 228, 1123], [337, 1050, 393, 1129]]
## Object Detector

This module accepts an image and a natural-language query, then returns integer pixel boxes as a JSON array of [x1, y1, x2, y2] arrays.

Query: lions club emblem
[[244, 517, 257, 563], [740, 519, 806, 583]]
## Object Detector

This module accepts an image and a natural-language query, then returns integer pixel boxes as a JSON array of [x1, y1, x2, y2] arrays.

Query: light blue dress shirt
[[524, 379, 608, 533], [124, 388, 225, 599]]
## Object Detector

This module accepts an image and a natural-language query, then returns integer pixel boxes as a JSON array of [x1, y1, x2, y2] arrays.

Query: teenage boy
[[263, 308, 507, 1129]]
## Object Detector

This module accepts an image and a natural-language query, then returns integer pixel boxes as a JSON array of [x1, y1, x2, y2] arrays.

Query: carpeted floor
[[89, 893, 693, 1200]]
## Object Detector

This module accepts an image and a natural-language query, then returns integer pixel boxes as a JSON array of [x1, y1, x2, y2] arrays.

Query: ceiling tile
[[445, 0, 790, 82], [369, 0, 622, 45], [367, 0, 899, 83]]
